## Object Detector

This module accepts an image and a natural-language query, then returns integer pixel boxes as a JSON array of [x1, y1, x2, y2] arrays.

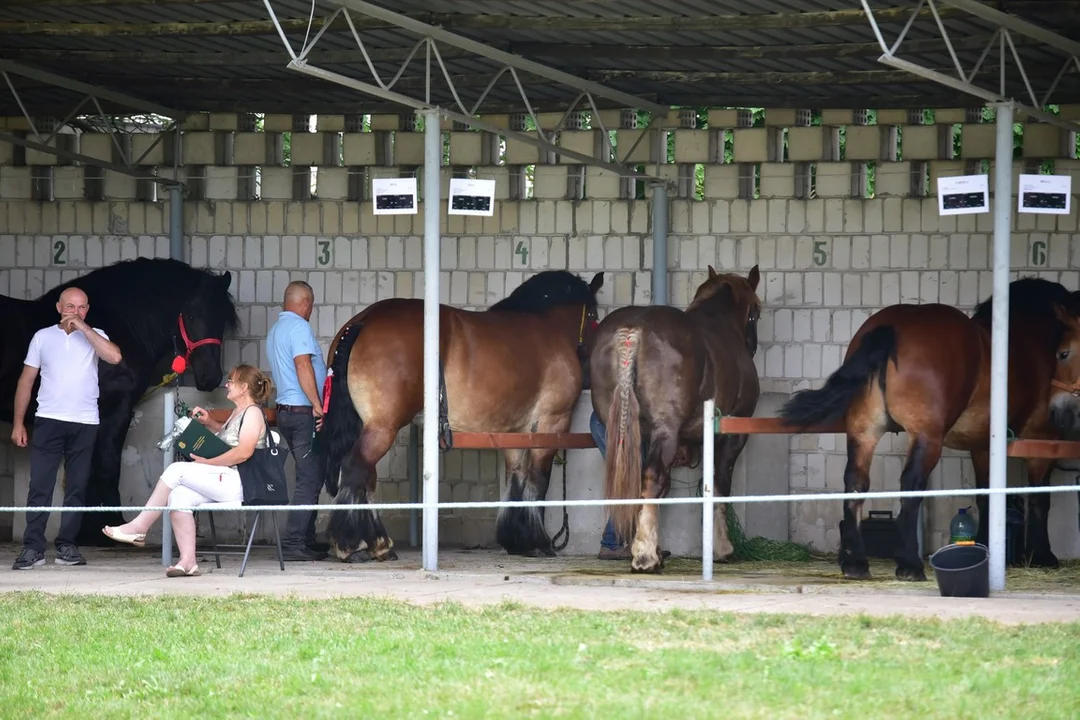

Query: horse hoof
[[895, 566, 927, 582], [841, 563, 872, 580], [1027, 551, 1060, 569], [377, 549, 398, 562], [539, 546, 557, 558], [342, 550, 374, 564]]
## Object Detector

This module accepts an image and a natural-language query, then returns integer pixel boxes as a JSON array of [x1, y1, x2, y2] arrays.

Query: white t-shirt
[[24, 324, 109, 425]]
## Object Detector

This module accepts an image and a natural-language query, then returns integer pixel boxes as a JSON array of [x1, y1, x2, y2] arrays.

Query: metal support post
[[421, 109, 442, 573], [701, 399, 715, 581], [168, 185, 184, 262], [989, 101, 1014, 593], [408, 423, 420, 547], [161, 389, 175, 567], [650, 182, 669, 306]]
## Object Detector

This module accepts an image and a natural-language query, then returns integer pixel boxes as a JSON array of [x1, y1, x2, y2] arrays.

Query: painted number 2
[[515, 240, 529, 266], [52, 239, 67, 266], [1031, 239, 1047, 267], [317, 239, 332, 267]]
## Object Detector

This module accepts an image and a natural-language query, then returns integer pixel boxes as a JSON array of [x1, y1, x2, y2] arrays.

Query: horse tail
[[322, 321, 365, 498], [604, 328, 643, 544], [779, 325, 897, 427]]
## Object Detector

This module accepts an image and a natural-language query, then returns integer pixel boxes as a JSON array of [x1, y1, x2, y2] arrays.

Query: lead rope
[[551, 449, 570, 552]]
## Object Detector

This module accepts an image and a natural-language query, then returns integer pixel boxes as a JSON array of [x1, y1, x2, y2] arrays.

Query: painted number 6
[[1030, 239, 1047, 267]]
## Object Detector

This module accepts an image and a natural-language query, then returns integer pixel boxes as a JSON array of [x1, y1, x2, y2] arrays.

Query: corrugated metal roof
[[0, 0, 1077, 117]]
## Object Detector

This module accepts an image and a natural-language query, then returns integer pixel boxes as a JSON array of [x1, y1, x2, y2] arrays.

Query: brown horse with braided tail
[[589, 266, 762, 573]]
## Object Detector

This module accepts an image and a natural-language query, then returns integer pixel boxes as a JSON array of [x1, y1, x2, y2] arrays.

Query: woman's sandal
[[102, 526, 146, 548], [165, 563, 201, 578]]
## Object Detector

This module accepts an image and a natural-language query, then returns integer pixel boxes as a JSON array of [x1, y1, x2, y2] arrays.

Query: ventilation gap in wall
[[909, 160, 929, 198], [737, 162, 756, 200], [865, 160, 877, 198], [566, 165, 586, 200], [84, 166, 104, 201], [693, 163, 705, 200], [508, 164, 527, 200], [281, 131, 292, 167], [347, 166, 365, 201], [310, 166, 319, 198], [30, 166, 54, 202], [523, 164, 536, 199], [723, 128, 734, 164]]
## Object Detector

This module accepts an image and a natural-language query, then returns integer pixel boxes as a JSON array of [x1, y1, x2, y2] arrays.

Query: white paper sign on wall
[[371, 177, 418, 215], [1017, 173, 1071, 215], [937, 174, 989, 216], [447, 178, 496, 217]]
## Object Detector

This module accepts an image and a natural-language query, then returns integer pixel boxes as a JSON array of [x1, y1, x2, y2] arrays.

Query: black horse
[[0, 257, 239, 546]]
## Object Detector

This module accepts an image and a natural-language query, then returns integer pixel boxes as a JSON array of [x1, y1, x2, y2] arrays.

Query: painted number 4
[[515, 240, 529, 266]]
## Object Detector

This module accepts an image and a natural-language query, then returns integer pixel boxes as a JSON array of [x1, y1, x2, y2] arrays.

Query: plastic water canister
[[949, 507, 977, 545]]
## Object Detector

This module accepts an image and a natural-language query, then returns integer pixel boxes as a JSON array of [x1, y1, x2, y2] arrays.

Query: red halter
[[171, 313, 222, 374]]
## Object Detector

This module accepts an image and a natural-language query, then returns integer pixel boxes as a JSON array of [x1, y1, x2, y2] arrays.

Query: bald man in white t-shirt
[[11, 286, 123, 571]]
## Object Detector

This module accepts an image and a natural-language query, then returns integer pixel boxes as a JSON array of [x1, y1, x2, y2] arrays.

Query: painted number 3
[[317, 240, 332, 267]]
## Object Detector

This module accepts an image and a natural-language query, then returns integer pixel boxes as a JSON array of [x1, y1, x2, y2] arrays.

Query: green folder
[[174, 421, 232, 460]]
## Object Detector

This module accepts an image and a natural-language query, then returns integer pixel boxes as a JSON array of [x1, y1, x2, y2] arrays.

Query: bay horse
[[321, 270, 604, 563], [0, 258, 239, 545], [779, 277, 1080, 581], [589, 266, 761, 573]]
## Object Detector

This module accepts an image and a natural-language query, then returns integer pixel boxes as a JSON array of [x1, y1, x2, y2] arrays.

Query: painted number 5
[[812, 240, 828, 267], [317, 239, 332, 267]]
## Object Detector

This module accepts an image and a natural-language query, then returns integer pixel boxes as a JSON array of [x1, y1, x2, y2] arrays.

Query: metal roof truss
[[0, 59, 186, 187], [261, 0, 672, 182]]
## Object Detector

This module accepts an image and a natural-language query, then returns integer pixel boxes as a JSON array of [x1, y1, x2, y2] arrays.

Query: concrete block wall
[[2, 105, 1080, 557]]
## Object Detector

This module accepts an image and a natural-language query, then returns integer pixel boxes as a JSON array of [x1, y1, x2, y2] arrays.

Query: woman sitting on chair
[[102, 363, 272, 577]]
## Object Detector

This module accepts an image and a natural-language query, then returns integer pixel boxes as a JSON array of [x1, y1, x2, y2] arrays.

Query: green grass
[[2, 593, 1078, 719]]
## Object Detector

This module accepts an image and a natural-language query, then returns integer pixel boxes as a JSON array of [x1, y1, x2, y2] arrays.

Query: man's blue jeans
[[591, 411, 648, 550]]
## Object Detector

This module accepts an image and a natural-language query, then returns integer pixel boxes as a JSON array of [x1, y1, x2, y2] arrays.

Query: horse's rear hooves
[[1025, 551, 1060, 569], [895, 566, 927, 582], [841, 563, 872, 580], [378, 549, 399, 562]]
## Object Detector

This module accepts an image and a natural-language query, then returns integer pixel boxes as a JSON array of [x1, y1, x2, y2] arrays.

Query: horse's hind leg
[[838, 392, 888, 580], [894, 433, 942, 581], [497, 448, 558, 557], [712, 433, 749, 563], [631, 431, 676, 573], [1022, 457, 1059, 569], [328, 424, 398, 563]]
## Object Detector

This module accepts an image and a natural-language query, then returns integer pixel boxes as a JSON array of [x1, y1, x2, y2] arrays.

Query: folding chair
[[198, 501, 285, 577]]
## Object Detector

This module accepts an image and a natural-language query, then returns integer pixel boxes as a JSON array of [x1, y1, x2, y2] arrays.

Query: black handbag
[[236, 408, 289, 506]]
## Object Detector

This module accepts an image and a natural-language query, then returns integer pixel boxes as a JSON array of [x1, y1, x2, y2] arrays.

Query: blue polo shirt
[[266, 310, 327, 406]]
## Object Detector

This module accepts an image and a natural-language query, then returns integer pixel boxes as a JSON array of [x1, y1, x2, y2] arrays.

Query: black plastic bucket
[[928, 543, 990, 598]]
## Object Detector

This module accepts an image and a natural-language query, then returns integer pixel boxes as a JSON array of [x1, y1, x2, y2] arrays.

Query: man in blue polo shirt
[[266, 280, 329, 561]]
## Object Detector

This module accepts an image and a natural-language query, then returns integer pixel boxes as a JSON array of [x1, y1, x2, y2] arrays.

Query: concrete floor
[[3, 543, 1080, 625]]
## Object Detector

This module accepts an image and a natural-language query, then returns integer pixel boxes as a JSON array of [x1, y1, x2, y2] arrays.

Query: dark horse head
[[58, 257, 239, 392], [687, 265, 762, 356]]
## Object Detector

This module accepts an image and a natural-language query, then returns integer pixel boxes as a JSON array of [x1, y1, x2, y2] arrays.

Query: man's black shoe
[[282, 545, 328, 562]]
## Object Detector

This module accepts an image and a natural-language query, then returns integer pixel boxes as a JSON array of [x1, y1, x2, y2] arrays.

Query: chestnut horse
[[320, 270, 603, 562], [779, 277, 1080, 581], [590, 266, 761, 573]]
